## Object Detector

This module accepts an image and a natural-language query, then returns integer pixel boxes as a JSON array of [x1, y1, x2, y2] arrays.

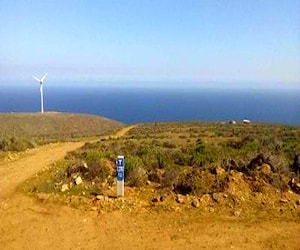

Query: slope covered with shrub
[[0, 112, 124, 151], [28, 122, 300, 205]]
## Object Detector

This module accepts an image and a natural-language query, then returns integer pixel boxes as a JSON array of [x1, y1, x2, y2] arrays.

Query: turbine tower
[[32, 73, 47, 114]]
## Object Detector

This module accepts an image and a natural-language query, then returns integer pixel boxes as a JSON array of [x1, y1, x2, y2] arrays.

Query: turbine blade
[[41, 73, 48, 82], [32, 76, 41, 82]]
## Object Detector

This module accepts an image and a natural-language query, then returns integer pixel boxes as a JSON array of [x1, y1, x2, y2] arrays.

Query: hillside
[[25, 122, 300, 214], [0, 112, 124, 146]]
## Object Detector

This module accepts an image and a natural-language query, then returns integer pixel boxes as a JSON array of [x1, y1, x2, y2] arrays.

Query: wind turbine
[[32, 73, 47, 114]]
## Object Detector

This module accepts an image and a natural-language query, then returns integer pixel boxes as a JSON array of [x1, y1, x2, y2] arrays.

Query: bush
[[160, 167, 181, 188], [0, 137, 35, 152], [155, 151, 172, 169], [125, 156, 147, 187], [172, 150, 192, 166], [87, 159, 114, 181], [147, 169, 163, 183], [175, 168, 216, 195], [64, 159, 114, 182]]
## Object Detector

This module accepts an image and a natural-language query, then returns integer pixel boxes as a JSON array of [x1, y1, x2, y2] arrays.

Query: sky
[[0, 0, 299, 88]]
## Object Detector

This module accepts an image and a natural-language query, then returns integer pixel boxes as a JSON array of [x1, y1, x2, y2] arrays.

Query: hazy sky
[[0, 0, 299, 88]]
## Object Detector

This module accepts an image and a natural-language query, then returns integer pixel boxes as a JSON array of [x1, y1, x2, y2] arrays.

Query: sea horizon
[[0, 84, 299, 126]]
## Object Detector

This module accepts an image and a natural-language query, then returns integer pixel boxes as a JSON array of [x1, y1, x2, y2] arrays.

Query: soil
[[1, 127, 300, 250]]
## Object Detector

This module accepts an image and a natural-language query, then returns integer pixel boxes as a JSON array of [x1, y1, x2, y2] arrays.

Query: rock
[[96, 195, 104, 200], [91, 206, 98, 211], [7, 153, 13, 160], [176, 194, 185, 204], [191, 198, 200, 208], [160, 194, 167, 202], [215, 166, 225, 176], [260, 163, 272, 175], [152, 196, 159, 203], [234, 210, 241, 217], [71, 173, 78, 179], [212, 193, 219, 202], [288, 178, 300, 194], [61, 184, 69, 192], [296, 200, 300, 205], [146, 180, 151, 185], [83, 162, 88, 169], [208, 207, 215, 213], [0, 202, 8, 210], [280, 198, 289, 203], [200, 194, 213, 204], [54, 181, 62, 188], [75, 176, 83, 185], [36, 193, 50, 201]]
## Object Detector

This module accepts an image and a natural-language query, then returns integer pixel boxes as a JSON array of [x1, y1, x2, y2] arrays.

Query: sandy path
[[111, 125, 135, 138], [0, 142, 84, 198], [0, 126, 299, 249]]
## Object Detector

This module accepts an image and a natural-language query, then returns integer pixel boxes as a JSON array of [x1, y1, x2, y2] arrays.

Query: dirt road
[[0, 126, 299, 250]]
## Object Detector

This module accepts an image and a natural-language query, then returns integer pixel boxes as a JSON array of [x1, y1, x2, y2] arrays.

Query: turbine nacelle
[[32, 73, 48, 84]]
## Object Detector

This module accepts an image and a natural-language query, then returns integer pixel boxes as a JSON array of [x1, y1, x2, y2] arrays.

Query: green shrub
[[242, 141, 261, 154], [0, 137, 35, 152], [172, 150, 192, 166], [155, 151, 172, 169], [175, 168, 214, 195], [125, 156, 147, 187]]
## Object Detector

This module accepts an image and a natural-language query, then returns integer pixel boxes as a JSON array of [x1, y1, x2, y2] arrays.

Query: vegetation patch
[[23, 122, 300, 217], [0, 112, 124, 152]]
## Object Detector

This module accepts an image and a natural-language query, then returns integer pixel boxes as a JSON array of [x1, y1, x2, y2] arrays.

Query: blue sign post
[[116, 155, 125, 197]]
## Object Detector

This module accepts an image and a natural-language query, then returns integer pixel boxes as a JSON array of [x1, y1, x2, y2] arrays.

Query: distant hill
[[0, 112, 124, 143]]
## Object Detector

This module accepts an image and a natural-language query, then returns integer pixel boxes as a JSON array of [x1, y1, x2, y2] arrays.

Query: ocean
[[1, 85, 300, 125]]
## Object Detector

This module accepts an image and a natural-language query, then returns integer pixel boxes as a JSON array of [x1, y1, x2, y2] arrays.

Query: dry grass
[[0, 112, 124, 147]]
